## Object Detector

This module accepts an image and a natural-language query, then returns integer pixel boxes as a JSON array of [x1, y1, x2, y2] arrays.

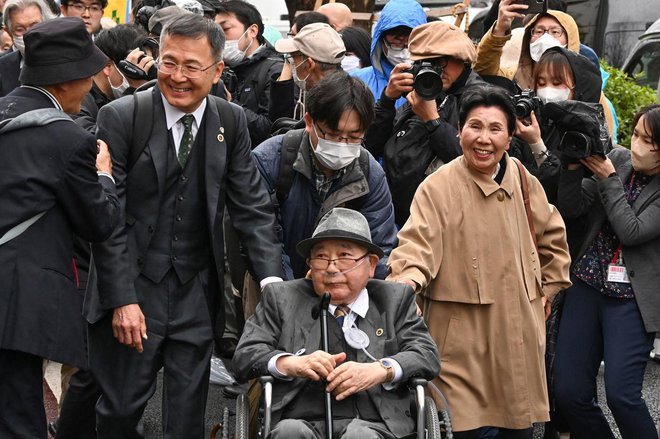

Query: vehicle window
[[629, 42, 660, 91]]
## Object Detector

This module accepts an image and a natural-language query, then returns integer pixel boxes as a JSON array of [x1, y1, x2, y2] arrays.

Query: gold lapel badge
[[375, 328, 384, 337]]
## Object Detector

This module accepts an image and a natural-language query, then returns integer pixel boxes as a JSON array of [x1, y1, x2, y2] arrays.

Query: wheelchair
[[234, 376, 453, 439]]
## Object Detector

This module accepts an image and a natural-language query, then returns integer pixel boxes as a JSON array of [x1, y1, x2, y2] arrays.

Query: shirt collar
[[161, 93, 207, 130], [21, 85, 63, 110], [461, 154, 515, 198], [328, 287, 369, 319]]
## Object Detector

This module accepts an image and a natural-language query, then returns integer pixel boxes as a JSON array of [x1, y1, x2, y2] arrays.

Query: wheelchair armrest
[[259, 376, 274, 435]]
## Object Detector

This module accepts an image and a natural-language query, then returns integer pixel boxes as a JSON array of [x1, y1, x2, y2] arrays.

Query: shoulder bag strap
[[512, 157, 538, 251]]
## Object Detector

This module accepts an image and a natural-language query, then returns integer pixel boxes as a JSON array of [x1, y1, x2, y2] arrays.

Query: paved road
[[138, 357, 660, 438]]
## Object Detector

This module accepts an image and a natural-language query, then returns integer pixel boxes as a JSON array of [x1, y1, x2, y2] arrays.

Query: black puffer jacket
[[364, 67, 485, 225], [229, 42, 283, 147]]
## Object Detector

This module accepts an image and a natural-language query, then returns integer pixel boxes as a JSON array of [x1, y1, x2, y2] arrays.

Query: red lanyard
[[610, 172, 636, 264]]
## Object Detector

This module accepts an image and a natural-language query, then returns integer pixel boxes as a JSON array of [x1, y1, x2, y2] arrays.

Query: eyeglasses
[[531, 26, 565, 39], [308, 253, 369, 271], [155, 60, 218, 78], [68, 2, 103, 14], [314, 123, 365, 144]]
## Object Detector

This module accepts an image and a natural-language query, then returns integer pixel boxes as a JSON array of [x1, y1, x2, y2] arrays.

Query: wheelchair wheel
[[235, 393, 249, 439], [424, 396, 442, 439]]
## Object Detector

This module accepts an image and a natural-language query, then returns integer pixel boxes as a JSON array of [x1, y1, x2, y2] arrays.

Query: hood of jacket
[[370, 0, 426, 78], [515, 10, 580, 89], [553, 46, 601, 103]]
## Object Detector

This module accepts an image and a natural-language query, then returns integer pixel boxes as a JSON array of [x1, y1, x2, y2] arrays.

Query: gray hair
[[160, 14, 225, 61], [3, 0, 54, 35]]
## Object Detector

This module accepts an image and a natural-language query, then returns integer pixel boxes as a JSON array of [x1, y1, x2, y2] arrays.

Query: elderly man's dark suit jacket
[[0, 87, 119, 367], [86, 86, 283, 339], [234, 279, 440, 438], [0, 50, 21, 97]]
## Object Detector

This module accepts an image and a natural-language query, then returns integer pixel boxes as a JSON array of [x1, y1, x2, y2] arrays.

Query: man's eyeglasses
[[314, 123, 365, 144], [308, 253, 369, 271], [68, 3, 103, 14], [155, 60, 217, 78], [531, 26, 564, 39]]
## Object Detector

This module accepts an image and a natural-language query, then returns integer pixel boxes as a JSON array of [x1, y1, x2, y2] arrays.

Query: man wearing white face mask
[[252, 72, 398, 281], [0, 0, 53, 97], [474, 2, 617, 138], [214, 0, 283, 147], [351, 0, 425, 109]]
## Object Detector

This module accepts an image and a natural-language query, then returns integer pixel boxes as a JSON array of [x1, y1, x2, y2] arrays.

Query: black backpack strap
[[128, 88, 154, 172], [0, 108, 72, 134], [276, 128, 305, 204]]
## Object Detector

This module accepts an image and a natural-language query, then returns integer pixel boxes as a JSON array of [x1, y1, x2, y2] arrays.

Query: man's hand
[[580, 155, 616, 180], [407, 90, 440, 122], [384, 63, 413, 100], [276, 350, 346, 381], [493, 0, 528, 36], [326, 361, 388, 401], [112, 304, 147, 353], [96, 140, 112, 175], [125, 48, 155, 88], [514, 111, 542, 145]]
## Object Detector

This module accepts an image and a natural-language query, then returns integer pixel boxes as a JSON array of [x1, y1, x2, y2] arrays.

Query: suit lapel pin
[[217, 134, 224, 142], [376, 328, 384, 337]]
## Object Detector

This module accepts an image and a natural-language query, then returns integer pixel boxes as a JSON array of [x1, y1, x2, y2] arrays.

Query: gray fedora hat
[[20, 17, 109, 86], [296, 208, 384, 258]]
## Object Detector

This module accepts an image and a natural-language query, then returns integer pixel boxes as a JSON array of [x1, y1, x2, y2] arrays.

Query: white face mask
[[529, 33, 564, 62], [223, 28, 252, 67], [109, 67, 130, 99], [341, 55, 361, 73], [384, 41, 411, 66], [536, 86, 571, 104], [631, 141, 660, 175], [312, 124, 361, 170], [12, 35, 25, 55]]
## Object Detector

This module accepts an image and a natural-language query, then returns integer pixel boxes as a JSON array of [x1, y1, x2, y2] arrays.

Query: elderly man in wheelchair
[[233, 208, 441, 439]]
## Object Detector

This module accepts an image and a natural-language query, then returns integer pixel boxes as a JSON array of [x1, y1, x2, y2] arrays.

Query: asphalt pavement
[[137, 357, 660, 439]]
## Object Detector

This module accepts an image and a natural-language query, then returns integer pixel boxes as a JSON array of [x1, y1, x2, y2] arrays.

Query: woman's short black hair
[[340, 26, 371, 68], [633, 104, 660, 148], [306, 72, 375, 132], [459, 84, 516, 134]]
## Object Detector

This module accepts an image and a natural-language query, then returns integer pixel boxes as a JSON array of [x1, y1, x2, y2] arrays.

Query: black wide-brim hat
[[20, 17, 109, 86], [296, 208, 385, 259]]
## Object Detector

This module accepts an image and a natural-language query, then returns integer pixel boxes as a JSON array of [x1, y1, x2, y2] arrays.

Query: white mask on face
[[109, 67, 130, 99], [631, 141, 660, 175], [341, 55, 361, 73], [529, 33, 564, 62], [536, 86, 571, 104], [312, 124, 361, 170], [384, 41, 411, 66], [12, 35, 25, 55], [223, 28, 252, 67]]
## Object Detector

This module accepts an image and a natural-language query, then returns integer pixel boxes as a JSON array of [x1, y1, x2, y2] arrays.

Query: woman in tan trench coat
[[387, 85, 571, 438]]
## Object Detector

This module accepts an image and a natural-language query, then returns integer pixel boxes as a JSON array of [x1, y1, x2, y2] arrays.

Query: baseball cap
[[275, 22, 345, 64]]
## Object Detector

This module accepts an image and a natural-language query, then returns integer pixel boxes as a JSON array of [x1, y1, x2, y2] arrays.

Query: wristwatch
[[378, 358, 395, 382], [424, 117, 442, 133]]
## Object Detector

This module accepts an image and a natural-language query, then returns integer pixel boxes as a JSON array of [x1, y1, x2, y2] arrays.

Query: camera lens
[[414, 68, 443, 101], [514, 100, 532, 118]]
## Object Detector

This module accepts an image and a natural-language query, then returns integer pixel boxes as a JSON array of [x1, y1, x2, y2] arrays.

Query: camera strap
[[512, 157, 538, 251]]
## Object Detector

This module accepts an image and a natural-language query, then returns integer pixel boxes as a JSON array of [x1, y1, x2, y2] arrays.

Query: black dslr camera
[[406, 61, 444, 101], [512, 89, 542, 119]]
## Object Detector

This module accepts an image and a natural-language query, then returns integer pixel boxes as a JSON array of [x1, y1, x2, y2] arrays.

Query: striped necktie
[[178, 114, 194, 167], [334, 305, 350, 326]]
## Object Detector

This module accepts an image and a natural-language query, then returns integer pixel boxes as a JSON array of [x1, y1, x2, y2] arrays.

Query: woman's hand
[[493, 0, 528, 36], [514, 111, 542, 145], [580, 155, 615, 180]]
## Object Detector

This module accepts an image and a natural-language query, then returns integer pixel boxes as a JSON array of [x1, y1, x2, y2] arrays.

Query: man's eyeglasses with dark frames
[[308, 253, 369, 271], [531, 26, 564, 39], [69, 3, 103, 14], [315, 123, 365, 144]]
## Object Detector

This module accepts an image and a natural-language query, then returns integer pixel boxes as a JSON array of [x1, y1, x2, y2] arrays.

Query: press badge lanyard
[[607, 173, 635, 284]]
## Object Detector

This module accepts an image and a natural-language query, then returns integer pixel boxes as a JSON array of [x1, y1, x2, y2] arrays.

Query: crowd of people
[[0, 0, 658, 438]]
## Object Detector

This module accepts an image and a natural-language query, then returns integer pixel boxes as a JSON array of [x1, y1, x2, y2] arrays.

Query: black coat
[[0, 50, 20, 97], [0, 87, 120, 367], [229, 43, 283, 147]]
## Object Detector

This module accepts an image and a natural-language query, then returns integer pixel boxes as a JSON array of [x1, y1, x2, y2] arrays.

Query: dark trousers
[[0, 349, 47, 439], [55, 368, 100, 439], [554, 277, 656, 439], [453, 427, 533, 439], [89, 269, 214, 439]]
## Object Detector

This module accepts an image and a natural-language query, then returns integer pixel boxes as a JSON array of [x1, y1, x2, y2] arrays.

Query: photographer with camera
[[364, 21, 485, 225], [552, 104, 660, 439], [511, 46, 605, 209]]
